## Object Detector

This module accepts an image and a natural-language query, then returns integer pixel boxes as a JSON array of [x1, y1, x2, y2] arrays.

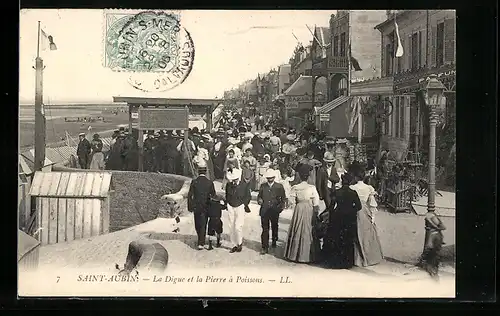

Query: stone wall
[[109, 171, 188, 232], [51, 165, 189, 232]]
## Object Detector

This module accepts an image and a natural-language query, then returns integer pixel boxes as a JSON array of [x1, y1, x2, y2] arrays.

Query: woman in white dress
[[284, 164, 321, 263]]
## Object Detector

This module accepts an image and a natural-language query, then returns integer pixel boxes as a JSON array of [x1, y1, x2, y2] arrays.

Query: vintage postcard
[[18, 9, 456, 298]]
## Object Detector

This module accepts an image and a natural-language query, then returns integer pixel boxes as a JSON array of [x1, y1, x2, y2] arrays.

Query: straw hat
[[78, 132, 86, 136], [337, 138, 348, 144], [202, 134, 213, 142], [286, 134, 296, 141], [324, 152, 336, 163], [228, 137, 239, 145], [282, 144, 296, 155], [264, 169, 276, 178], [226, 168, 242, 181], [197, 159, 207, 169], [245, 132, 254, 139]]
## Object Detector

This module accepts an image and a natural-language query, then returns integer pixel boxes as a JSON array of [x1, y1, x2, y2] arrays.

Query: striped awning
[[316, 95, 351, 114]]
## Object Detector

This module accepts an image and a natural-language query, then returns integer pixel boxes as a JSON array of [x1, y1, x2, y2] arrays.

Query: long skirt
[[354, 207, 383, 267], [89, 152, 105, 170], [206, 157, 215, 181], [323, 210, 357, 269], [284, 201, 320, 263]]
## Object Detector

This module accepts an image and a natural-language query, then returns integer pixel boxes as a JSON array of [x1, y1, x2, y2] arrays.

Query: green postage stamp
[[103, 10, 195, 91]]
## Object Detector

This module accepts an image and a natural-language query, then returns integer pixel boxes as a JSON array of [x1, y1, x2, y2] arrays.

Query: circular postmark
[[105, 11, 195, 92]]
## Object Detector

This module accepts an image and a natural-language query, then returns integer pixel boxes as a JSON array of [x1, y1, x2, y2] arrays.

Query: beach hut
[[29, 171, 113, 246]]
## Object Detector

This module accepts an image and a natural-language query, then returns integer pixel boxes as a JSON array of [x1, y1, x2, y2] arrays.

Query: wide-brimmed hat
[[226, 168, 242, 181], [324, 152, 336, 162], [244, 132, 253, 139], [337, 138, 348, 144], [264, 169, 276, 178], [78, 132, 86, 136], [286, 134, 296, 141], [202, 134, 213, 142], [228, 137, 239, 145], [282, 144, 296, 155], [197, 159, 207, 169]]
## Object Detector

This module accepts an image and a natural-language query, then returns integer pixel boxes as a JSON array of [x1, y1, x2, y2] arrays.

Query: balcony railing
[[328, 56, 349, 69]]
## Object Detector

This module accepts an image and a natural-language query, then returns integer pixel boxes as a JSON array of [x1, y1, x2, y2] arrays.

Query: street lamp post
[[34, 21, 57, 172], [420, 74, 446, 255]]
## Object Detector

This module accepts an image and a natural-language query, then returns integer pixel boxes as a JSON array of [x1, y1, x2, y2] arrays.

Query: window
[[394, 99, 400, 137], [436, 22, 445, 66], [340, 32, 346, 57], [385, 44, 393, 76], [399, 97, 405, 138], [418, 31, 423, 67], [411, 32, 419, 70], [333, 35, 339, 56]]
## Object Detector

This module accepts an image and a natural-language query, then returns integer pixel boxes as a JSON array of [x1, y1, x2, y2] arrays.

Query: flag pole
[[37, 21, 40, 58], [347, 12, 361, 143], [34, 21, 46, 172]]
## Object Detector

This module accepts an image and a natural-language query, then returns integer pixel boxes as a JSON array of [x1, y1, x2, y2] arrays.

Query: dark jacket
[[77, 138, 92, 157], [208, 198, 227, 218], [316, 165, 340, 207], [91, 138, 103, 153], [225, 181, 251, 208], [257, 182, 286, 216], [188, 175, 216, 213]]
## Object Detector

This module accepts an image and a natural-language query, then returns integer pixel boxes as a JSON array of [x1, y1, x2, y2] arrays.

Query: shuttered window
[[381, 33, 386, 77], [385, 44, 393, 75], [430, 25, 437, 67], [436, 22, 445, 67], [444, 18, 456, 63], [340, 32, 346, 57], [411, 32, 419, 70], [418, 31, 423, 67], [399, 97, 405, 139], [394, 98, 400, 138], [333, 35, 339, 57]]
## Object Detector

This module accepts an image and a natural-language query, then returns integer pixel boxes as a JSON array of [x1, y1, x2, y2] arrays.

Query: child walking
[[207, 194, 227, 250]]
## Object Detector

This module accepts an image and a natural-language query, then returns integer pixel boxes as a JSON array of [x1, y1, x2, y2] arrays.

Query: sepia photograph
[[18, 9, 457, 298]]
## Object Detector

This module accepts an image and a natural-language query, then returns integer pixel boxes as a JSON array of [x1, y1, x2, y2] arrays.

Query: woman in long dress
[[284, 164, 321, 263], [322, 173, 362, 269], [349, 162, 384, 267]]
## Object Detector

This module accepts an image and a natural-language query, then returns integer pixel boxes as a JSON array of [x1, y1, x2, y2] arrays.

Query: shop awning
[[284, 75, 327, 96], [316, 95, 351, 114]]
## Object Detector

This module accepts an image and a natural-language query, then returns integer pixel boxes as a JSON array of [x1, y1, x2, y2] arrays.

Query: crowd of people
[[76, 108, 446, 277], [186, 110, 383, 270]]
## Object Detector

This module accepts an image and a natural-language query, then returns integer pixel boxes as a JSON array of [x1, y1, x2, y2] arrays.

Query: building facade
[[313, 10, 387, 142], [278, 64, 292, 94], [375, 10, 456, 164]]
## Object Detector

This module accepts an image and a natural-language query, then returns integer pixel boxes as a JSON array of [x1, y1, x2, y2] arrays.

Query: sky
[[20, 9, 335, 104]]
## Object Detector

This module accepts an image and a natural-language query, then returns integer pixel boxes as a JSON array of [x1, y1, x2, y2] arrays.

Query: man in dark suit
[[257, 169, 287, 254], [187, 161, 215, 250], [316, 152, 341, 210]]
